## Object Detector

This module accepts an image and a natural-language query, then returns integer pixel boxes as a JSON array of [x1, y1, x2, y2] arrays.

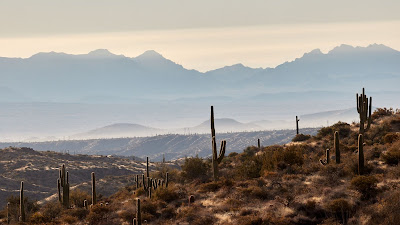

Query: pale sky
[[1, 0, 399, 71]]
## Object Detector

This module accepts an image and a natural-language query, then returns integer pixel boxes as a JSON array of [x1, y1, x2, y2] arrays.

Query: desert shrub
[[239, 186, 269, 200], [242, 146, 259, 157], [153, 186, 179, 203], [141, 200, 158, 216], [381, 139, 400, 165], [70, 188, 91, 207], [181, 156, 210, 181], [262, 145, 304, 173], [371, 108, 394, 120], [64, 207, 88, 220], [60, 214, 78, 224], [366, 121, 391, 144], [295, 200, 326, 221], [29, 212, 47, 224], [134, 187, 145, 197], [6, 195, 40, 222], [292, 134, 311, 142], [118, 208, 135, 223], [228, 152, 238, 157], [87, 204, 114, 225], [325, 198, 352, 224], [199, 181, 222, 193], [317, 122, 351, 139], [237, 155, 263, 179], [40, 201, 63, 222], [160, 206, 176, 219], [350, 175, 379, 200], [177, 206, 214, 223], [368, 191, 400, 225], [320, 164, 348, 185], [383, 133, 399, 144]]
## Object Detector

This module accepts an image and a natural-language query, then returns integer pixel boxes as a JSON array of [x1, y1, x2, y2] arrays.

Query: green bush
[[350, 175, 379, 200], [181, 156, 210, 181]]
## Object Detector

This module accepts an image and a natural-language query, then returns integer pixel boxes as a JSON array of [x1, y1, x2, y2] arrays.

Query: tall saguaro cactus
[[91, 172, 97, 205], [358, 134, 364, 175], [210, 106, 226, 181], [146, 157, 149, 178], [58, 164, 70, 208], [356, 88, 372, 135], [20, 181, 25, 222], [334, 131, 340, 164], [258, 139, 261, 151], [7, 202, 10, 224], [296, 116, 300, 134], [326, 149, 330, 164], [136, 198, 142, 225]]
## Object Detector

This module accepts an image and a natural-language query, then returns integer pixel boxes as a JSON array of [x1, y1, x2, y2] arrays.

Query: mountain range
[[0, 43, 399, 103], [0, 44, 398, 141]]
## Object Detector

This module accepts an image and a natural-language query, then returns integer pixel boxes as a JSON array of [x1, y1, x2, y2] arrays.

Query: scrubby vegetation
[[1, 107, 400, 224]]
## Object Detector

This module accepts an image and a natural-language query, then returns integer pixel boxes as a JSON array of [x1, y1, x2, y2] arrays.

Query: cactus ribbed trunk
[[357, 88, 372, 135], [63, 171, 70, 208], [165, 172, 169, 188], [146, 157, 149, 178], [211, 106, 226, 181], [358, 134, 364, 175], [7, 202, 10, 224], [136, 198, 141, 225], [326, 149, 330, 164], [334, 131, 340, 164], [57, 178, 61, 202], [91, 172, 97, 205], [20, 181, 25, 222]]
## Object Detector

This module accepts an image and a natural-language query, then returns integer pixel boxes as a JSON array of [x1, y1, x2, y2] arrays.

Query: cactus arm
[[217, 140, 226, 164]]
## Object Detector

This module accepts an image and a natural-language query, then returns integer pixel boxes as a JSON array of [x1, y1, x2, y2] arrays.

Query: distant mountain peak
[[87, 49, 116, 57], [327, 43, 395, 55], [301, 48, 323, 58], [135, 50, 164, 60]]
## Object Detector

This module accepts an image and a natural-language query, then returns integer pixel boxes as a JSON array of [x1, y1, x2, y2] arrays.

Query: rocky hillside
[[1, 109, 400, 224], [0, 148, 173, 207], [0, 128, 318, 161]]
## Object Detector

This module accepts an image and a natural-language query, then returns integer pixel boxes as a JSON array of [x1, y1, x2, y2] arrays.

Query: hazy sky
[[1, 0, 399, 71]]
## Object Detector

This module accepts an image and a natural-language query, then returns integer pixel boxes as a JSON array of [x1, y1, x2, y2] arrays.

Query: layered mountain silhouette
[[0, 44, 399, 102]]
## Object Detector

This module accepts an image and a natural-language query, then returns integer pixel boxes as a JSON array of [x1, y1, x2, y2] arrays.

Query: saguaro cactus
[[296, 116, 300, 135], [210, 106, 226, 181], [136, 198, 142, 225], [326, 149, 330, 164], [165, 172, 169, 188], [146, 157, 149, 178], [356, 88, 372, 135], [20, 181, 25, 222], [358, 134, 364, 175], [91, 172, 97, 205], [334, 131, 340, 164], [83, 200, 88, 209], [7, 202, 10, 224], [58, 164, 70, 208], [258, 139, 261, 151]]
